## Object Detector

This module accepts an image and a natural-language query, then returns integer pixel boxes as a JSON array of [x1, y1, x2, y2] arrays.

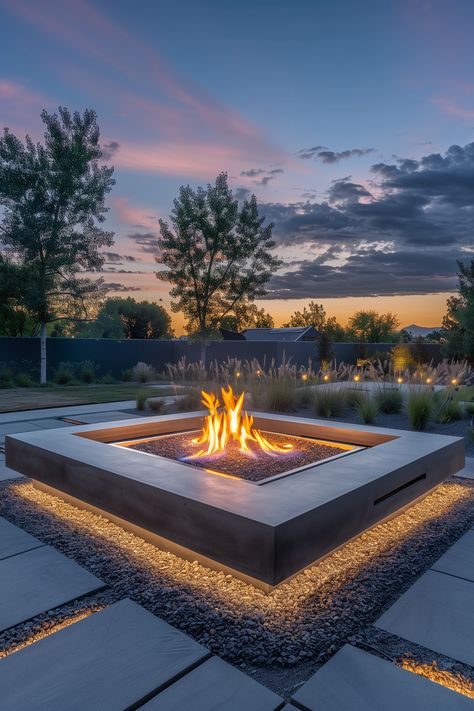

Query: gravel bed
[[124, 431, 352, 481], [0, 476, 473, 699]]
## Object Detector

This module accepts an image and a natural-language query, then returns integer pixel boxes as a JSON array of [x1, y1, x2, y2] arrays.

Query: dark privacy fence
[[0, 337, 444, 378]]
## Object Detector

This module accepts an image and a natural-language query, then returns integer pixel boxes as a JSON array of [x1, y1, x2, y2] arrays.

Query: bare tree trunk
[[40, 322, 47, 384]]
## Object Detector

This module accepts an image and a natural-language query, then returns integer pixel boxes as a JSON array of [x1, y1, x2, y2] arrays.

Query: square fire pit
[[6, 411, 464, 590]]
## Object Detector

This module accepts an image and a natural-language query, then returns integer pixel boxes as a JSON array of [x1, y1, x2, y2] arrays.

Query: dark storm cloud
[[103, 282, 142, 292], [327, 179, 371, 204], [103, 267, 146, 274], [296, 146, 375, 163], [241, 167, 284, 177], [127, 232, 159, 253], [267, 249, 460, 299], [102, 251, 141, 263], [101, 141, 120, 160], [259, 142, 474, 298]]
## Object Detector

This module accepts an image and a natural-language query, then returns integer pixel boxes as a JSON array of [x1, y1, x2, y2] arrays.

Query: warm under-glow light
[[187, 386, 293, 459], [354, 375, 360, 382], [236, 371, 241, 378], [397, 377, 403, 384], [301, 373, 308, 381], [323, 374, 329, 381], [426, 378, 432, 384], [451, 378, 457, 385]]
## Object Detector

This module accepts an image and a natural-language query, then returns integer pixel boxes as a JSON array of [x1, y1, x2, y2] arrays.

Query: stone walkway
[[0, 404, 472, 708]]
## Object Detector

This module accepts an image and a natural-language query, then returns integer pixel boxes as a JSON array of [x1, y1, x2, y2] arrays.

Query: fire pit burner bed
[[116, 431, 360, 483]]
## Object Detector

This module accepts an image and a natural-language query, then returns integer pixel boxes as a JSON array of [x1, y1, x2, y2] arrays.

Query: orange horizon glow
[[113, 285, 452, 335]]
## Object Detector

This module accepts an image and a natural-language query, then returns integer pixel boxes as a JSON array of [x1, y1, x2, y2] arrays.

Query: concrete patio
[[0, 403, 473, 708]]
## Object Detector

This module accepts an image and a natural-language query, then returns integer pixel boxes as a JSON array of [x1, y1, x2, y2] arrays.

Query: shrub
[[54, 362, 75, 385], [436, 398, 463, 423], [0, 367, 14, 388], [245, 379, 267, 409], [80, 361, 97, 384], [98, 372, 117, 384], [133, 362, 156, 383], [264, 379, 298, 412], [15, 371, 34, 387], [177, 388, 203, 412], [313, 386, 346, 418], [148, 397, 166, 413], [464, 402, 474, 416], [296, 386, 312, 407], [121, 369, 134, 382], [375, 386, 404, 414], [345, 387, 367, 409], [136, 390, 148, 410], [355, 394, 378, 424], [407, 389, 433, 431]]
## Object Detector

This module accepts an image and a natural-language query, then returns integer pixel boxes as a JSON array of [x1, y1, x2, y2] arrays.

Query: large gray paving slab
[[0, 400, 137, 425], [376, 569, 474, 667], [0, 517, 44, 560], [456, 456, 474, 480], [431, 528, 474, 582], [0, 598, 209, 711], [25, 418, 74, 430], [292, 644, 472, 711], [0, 460, 23, 481], [61, 410, 139, 424], [0, 545, 105, 632], [141, 656, 282, 710], [0, 421, 45, 440]]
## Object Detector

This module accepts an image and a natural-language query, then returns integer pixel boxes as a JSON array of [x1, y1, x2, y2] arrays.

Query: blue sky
[[2, 0, 474, 330]]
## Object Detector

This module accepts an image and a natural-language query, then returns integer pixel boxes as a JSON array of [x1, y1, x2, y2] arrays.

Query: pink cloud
[[112, 196, 159, 229], [5, 0, 282, 163], [431, 96, 474, 120], [113, 140, 261, 179]]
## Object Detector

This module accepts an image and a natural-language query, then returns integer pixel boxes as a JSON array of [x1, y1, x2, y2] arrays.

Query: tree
[[284, 301, 346, 339], [219, 300, 274, 332], [443, 259, 474, 362], [0, 257, 37, 336], [76, 298, 174, 339], [322, 316, 346, 341], [0, 107, 115, 382], [156, 173, 281, 360], [284, 301, 326, 330], [346, 310, 400, 343]]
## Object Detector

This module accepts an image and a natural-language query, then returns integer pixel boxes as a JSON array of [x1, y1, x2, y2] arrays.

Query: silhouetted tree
[[443, 259, 474, 362], [346, 310, 399, 343], [77, 297, 173, 339], [156, 173, 281, 360], [0, 107, 115, 381]]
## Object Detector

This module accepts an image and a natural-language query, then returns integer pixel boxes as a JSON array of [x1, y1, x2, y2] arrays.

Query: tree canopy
[[284, 301, 345, 340], [0, 107, 115, 380], [443, 258, 474, 362], [156, 173, 281, 340], [346, 310, 400, 343], [76, 297, 174, 339]]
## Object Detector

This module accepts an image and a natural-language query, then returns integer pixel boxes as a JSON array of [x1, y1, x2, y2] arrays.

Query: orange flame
[[187, 386, 293, 458]]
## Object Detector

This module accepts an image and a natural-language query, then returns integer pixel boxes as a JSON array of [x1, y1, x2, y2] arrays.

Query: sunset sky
[[2, 0, 474, 333]]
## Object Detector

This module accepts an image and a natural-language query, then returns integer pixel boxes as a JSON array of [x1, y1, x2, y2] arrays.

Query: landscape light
[[397, 377, 403, 384]]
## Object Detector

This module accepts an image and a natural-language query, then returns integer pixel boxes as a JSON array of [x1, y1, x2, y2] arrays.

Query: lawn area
[[0, 383, 181, 413]]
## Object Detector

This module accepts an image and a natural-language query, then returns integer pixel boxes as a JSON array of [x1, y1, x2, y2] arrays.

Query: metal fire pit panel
[[6, 412, 465, 589]]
